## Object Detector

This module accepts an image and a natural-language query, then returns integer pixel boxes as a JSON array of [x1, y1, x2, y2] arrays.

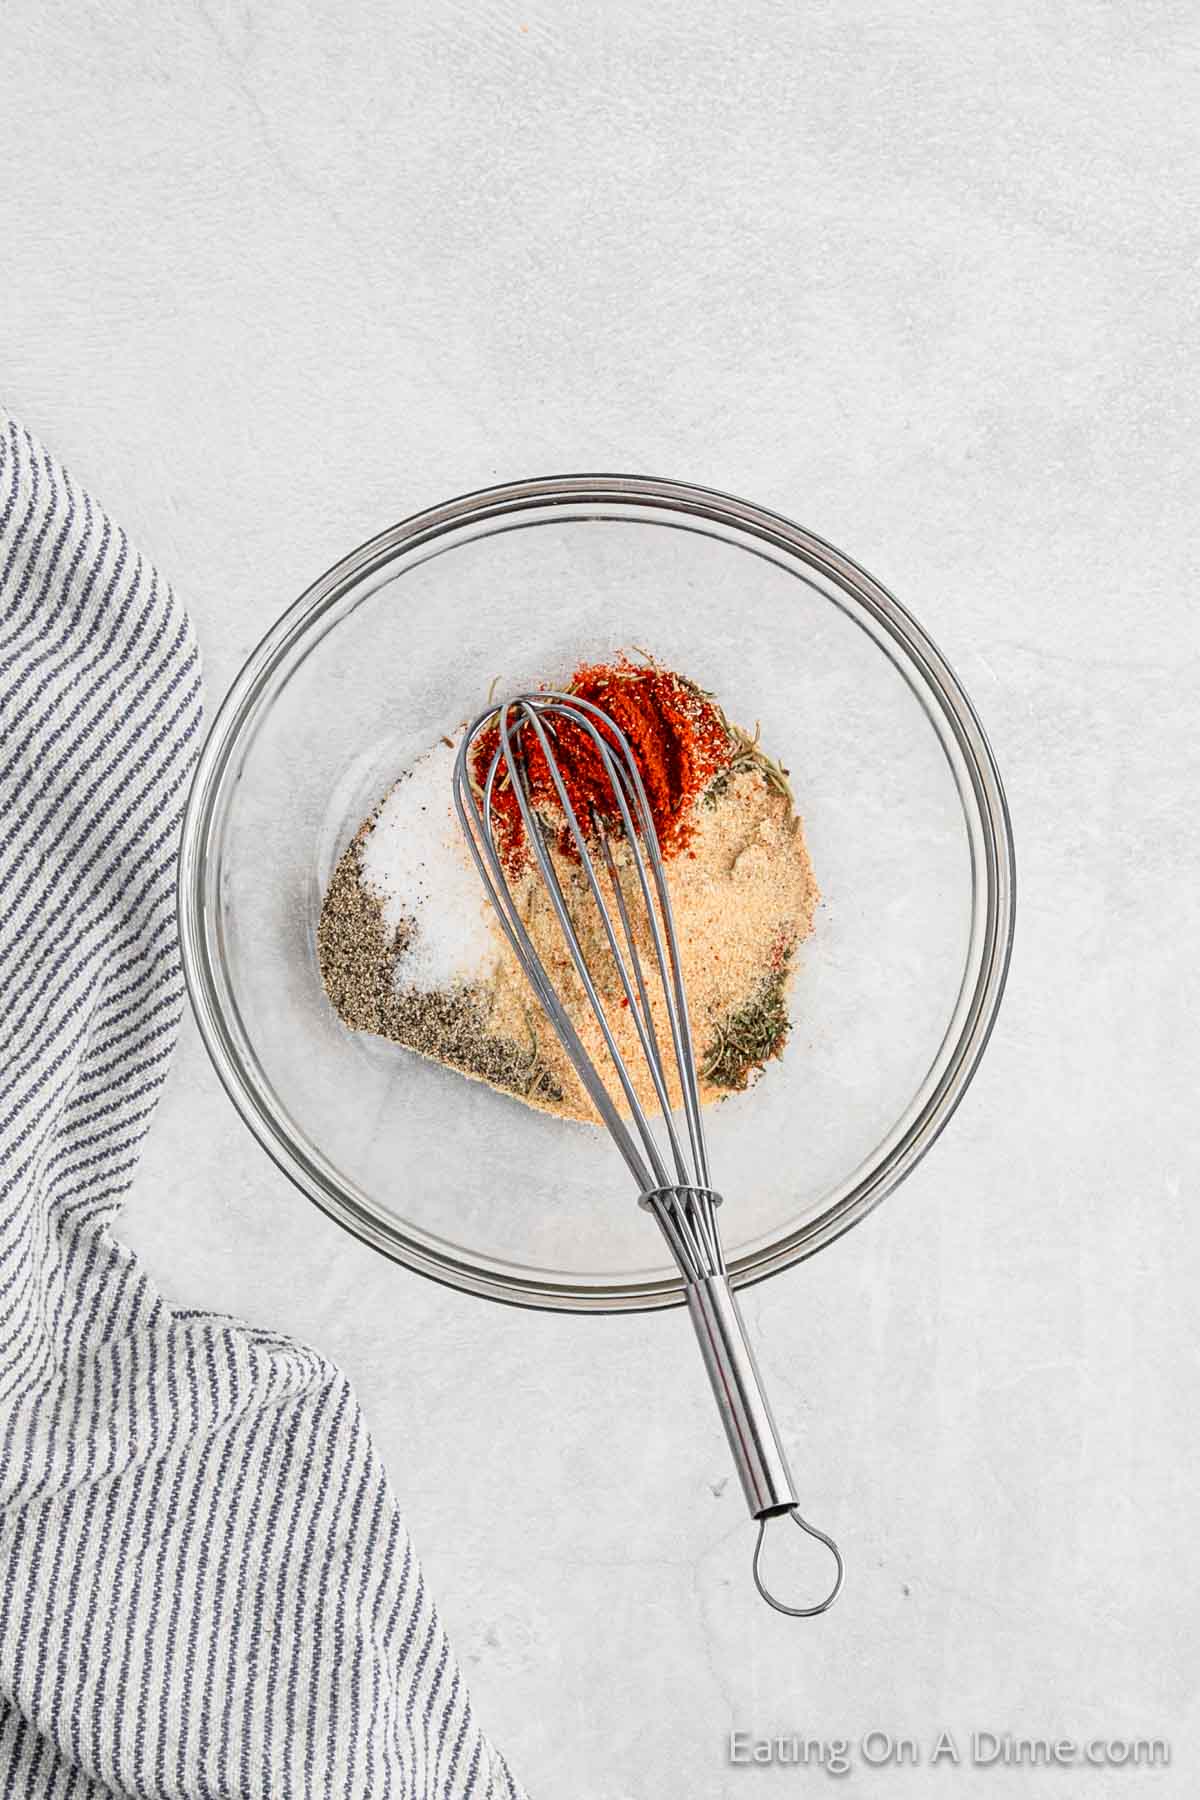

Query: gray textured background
[[3, 3, 1198, 1794]]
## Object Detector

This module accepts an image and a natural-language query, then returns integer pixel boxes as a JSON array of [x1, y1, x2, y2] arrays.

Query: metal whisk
[[452, 691, 844, 1617]]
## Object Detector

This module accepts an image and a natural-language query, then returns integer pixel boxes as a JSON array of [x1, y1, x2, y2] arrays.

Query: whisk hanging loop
[[753, 1508, 845, 1618]]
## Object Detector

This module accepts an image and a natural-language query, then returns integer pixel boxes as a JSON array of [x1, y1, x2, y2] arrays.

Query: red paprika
[[472, 658, 732, 877]]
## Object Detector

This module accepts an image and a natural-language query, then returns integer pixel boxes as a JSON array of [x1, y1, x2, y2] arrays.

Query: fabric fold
[[0, 414, 524, 1799]]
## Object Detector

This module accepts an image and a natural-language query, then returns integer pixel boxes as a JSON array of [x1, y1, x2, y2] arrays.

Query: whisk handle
[[684, 1274, 798, 1518], [686, 1274, 844, 1616]]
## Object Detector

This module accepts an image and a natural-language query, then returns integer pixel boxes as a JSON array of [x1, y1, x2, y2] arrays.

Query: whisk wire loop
[[531, 694, 708, 1182], [456, 692, 712, 1194], [505, 703, 683, 1189], [459, 732, 638, 1175], [499, 712, 654, 1150], [565, 694, 713, 1191]]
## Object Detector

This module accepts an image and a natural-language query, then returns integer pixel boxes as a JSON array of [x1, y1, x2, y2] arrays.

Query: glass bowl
[[178, 476, 1014, 1312]]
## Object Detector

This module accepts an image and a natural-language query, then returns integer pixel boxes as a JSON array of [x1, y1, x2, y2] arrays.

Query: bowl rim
[[178, 473, 1016, 1313]]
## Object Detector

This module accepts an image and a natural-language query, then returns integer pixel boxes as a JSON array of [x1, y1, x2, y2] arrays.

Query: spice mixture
[[317, 655, 819, 1121]]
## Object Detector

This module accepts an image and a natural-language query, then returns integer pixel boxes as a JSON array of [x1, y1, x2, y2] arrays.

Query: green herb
[[701, 962, 792, 1091], [703, 713, 795, 811]]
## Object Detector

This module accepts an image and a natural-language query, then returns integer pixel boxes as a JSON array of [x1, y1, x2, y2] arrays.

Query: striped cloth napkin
[[0, 414, 525, 1798]]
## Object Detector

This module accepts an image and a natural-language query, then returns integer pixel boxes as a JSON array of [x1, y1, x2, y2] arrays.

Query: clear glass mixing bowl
[[178, 476, 1014, 1311]]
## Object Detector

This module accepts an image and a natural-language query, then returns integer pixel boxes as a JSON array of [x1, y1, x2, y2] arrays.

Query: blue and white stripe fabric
[[0, 415, 525, 1798]]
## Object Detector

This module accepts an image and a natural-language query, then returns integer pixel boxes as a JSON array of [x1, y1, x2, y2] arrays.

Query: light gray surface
[[3, 3, 1197, 1794]]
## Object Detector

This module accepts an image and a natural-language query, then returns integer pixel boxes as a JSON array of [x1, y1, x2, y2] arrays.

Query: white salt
[[358, 731, 497, 993]]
